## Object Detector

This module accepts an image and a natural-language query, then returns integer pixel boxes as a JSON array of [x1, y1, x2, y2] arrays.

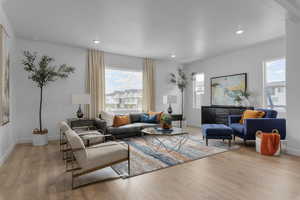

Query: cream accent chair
[[59, 121, 106, 150], [64, 130, 130, 189]]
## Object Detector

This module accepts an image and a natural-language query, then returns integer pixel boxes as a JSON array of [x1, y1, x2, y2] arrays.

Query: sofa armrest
[[228, 115, 242, 125], [94, 118, 107, 134], [244, 118, 286, 140]]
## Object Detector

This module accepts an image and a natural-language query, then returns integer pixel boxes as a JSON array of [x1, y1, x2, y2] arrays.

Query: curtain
[[142, 58, 155, 112], [85, 49, 105, 119], [0, 25, 4, 124]]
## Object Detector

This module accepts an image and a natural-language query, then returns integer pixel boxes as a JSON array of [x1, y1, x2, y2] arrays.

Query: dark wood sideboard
[[201, 106, 254, 125]]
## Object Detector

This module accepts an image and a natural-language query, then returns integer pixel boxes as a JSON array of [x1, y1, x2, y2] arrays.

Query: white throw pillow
[[100, 111, 115, 127]]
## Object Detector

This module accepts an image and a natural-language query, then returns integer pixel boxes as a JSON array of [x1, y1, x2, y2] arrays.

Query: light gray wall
[[155, 60, 182, 114], [0, 3, 16, 165], [12, 38, 175, 142], [286, 19, 300, 156], [184, 38, 285, 126], [13, 38, 87, 142]]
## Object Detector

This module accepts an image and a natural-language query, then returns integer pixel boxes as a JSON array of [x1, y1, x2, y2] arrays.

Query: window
[[193, 73, 205, 109], [105, 68, 143, 114], [263, 58, 286, 112]]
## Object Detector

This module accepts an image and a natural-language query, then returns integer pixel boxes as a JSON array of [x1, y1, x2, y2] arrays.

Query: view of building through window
[[105, 68, 143, 114], [193, 73, 205, 109], [264, 58, 286, 112]]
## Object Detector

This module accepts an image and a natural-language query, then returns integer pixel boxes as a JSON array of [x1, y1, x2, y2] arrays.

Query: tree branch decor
[[169, 68, 195, 116], [22, 51, 75, 134]]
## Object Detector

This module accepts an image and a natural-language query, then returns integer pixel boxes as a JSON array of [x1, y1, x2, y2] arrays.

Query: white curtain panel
[[142, 58, 155, 112], [0, 25, 4, 124], [85, 49, 105, 119]]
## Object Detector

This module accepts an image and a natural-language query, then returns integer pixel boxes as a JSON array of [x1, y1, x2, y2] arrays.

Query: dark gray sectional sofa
[[98, 113, 160, 139]]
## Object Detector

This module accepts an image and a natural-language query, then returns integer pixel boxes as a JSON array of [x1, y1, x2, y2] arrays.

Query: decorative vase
[[161, 122, 172, 129], [32, 128, 48, 146], [160, 114, 172, 129], [167, 104, 173, 114], [77, 105, 84, 118]]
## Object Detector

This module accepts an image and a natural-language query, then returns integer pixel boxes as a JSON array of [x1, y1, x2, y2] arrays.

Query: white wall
[[12, 38, 150, 142], [155, 60, 182, 114], [286, 19, 300, 156], [184, 39, 285, 126], [0, 3, 16, 165], [13, 38, 179, 142], [13, 39, 87, 142]]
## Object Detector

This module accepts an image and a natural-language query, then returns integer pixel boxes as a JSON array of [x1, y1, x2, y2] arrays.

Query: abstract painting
[[211, 73, 247, 106]]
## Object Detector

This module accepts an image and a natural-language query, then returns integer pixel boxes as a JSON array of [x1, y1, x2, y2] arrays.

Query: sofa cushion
[[107, 126, 140, 135], [113, 115, 130, 127], [141, 113, 157, 123], [77, 142, 128, 172], [129, 113, 143, 123], [240, 110, 265, 124], [148, 111, 163, 122], [100, 111, 115, 127], [255, 109, 277, 118], [230, 123, 245, 135]]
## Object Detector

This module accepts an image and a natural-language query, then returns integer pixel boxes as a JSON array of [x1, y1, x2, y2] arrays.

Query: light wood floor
[[1, 127, 300, 200]]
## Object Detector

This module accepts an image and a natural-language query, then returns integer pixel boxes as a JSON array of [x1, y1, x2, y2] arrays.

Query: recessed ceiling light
[[171, 54, 176, 58], [93, 40, 100, 44], [236, 29, 244, 35]]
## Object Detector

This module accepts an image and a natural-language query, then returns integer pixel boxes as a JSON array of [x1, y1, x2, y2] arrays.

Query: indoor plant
[[169, 68, 195, 116], [22, 51, 75, 146], [160, 113, 172, 129]]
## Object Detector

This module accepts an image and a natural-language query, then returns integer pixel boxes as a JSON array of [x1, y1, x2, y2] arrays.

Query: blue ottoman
[[201, 124, 233, 146]]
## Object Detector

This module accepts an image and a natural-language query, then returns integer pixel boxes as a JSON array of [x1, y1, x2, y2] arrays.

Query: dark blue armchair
[[228, 109, 286, 143]]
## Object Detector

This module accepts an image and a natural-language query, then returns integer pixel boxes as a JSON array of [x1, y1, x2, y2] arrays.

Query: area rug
[[112, 134, 239, 178]]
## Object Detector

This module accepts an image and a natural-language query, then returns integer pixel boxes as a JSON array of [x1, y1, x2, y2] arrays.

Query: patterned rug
[[112, 134, 239, 178]]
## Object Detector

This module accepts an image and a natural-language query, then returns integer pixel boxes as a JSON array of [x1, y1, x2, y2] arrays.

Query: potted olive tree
[[22, 51, 75, 146]]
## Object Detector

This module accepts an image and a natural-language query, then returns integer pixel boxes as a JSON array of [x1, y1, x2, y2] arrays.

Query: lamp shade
[[163, 95, 177, 104], [72, 94, 91, 105]]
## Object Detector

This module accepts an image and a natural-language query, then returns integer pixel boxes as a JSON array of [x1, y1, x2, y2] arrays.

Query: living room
[[0, 0, 300, 199]]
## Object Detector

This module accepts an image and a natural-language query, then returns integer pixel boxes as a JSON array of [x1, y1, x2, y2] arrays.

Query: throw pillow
[[141, 113, 157, 123], [100, 111, 115, 127], [148, 111, 163, 122], [113, 115, 130, 127], [129, 113, 143, 123], [240, 110, 265, 124]]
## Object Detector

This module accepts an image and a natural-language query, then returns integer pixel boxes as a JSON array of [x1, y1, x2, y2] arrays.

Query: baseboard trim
[[187, 124, 200, 128], [0, 143, 16, 166], [17, 135, 59, 144], [286, 147, 300, 156]]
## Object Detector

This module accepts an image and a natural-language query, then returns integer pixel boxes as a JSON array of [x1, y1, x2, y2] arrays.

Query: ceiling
[[3, 0, 286, 63]]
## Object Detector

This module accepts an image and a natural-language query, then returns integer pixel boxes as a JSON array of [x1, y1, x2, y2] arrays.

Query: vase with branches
[[169, 68, 195, 116], [22, 51, 75, 137]]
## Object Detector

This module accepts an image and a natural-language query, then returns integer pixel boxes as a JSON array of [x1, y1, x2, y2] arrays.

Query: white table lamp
[[163, 95, 177, 114], [72, 94, 91, 118]]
